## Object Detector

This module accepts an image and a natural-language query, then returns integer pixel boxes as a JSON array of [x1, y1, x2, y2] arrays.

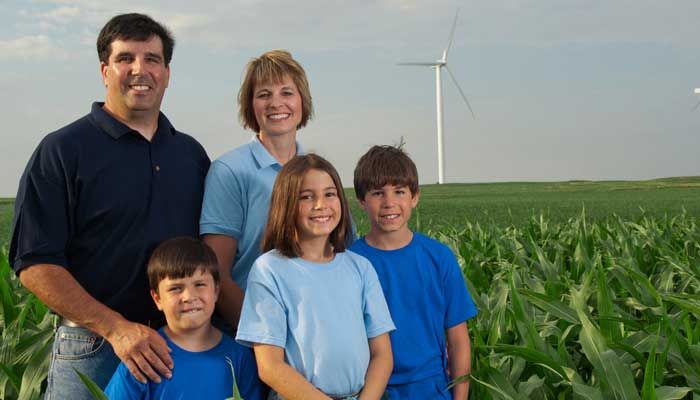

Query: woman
[[200, 50, 313, 329]]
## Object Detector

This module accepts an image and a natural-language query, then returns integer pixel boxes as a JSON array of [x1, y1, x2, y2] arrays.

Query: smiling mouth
[[267, 113, 290, 120], [180, 307, 203, 314], [128, 83, 152, 92], [380, 214, 400, 221], [310, 216, 332, 223]]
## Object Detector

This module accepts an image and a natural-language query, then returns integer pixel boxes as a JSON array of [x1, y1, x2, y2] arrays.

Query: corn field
[[1, 212, 699, 399]]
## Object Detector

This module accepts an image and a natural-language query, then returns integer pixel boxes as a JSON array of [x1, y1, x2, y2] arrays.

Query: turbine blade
[[443, 9, 460, 61], [445, 66, 475, 119], [692, 99, 700, 111], [398, 62, 438, 66]]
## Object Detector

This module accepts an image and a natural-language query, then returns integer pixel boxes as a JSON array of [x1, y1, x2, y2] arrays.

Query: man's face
[[101, 35, 170, 120]]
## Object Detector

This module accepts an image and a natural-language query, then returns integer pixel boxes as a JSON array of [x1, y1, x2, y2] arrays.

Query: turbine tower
[[399, 10, 474, 184]]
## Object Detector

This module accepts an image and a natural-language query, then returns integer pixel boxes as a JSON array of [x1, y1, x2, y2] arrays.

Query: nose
[[130, 57, 144, 75], [381, 192, 395, 207], [181, 286, 196, 302], [313, 196, 327, 210]]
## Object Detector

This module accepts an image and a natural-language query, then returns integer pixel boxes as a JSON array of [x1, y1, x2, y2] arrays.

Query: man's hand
[[106, 320, 173, 384], [19, 264, 174, 384]]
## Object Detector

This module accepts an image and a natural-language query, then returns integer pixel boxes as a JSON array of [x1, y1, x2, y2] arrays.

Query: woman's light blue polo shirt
[[199, 136, 303, 289]]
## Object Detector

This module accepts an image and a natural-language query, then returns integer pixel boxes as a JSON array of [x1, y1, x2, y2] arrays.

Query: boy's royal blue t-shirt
[[104, 328, 266, 399], [350, 232, 478, 385]]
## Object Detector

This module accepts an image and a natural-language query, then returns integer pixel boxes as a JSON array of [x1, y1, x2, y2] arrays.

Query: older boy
[[105, 237, 265, 399], [349, 145, 478, 400]]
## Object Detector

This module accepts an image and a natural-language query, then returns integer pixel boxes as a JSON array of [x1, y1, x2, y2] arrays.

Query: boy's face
[[359, 184, 419, 235], [151, 268, 219, 334]]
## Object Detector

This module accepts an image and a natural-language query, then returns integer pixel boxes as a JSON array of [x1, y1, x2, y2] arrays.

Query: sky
[[1, 0, 700, 197]]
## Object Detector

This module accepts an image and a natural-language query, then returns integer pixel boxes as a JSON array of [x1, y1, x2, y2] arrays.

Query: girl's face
[[252, 75, 302, 138], [296, 168, 341, 243]]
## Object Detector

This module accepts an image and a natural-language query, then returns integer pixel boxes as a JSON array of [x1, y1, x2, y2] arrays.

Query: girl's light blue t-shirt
[[236, 250, 395, 397]]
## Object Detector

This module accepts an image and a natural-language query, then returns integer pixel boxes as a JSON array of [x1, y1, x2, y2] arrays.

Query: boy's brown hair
[[238, 49, 313, 133], [147, 237, 219, 293], [353, 144, 419, 199], [262, 154, 352, 258]]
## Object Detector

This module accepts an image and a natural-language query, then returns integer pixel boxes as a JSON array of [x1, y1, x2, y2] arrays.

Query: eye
[[256, 91, 270, 99], [370, 191, 382, 197], [195, 282, 207, 288], [396, 189, 405, 195], [115, 55, 133, 63], [146, 55, 162, 64], [299, 193, 313, 201], [325, 191, 337, 198], [168, 286, 182, 293]]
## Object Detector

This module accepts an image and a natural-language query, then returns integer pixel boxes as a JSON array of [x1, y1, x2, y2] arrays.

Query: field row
[[2, 212, 699, 398]]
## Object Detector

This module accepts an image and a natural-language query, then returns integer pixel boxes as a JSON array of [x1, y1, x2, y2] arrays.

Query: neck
[[163, 324, 221, 352], [103, 103, 159, 141], [365, 228, 413, 251], [298, 237, 334, 263], [258, 132, 297, 165]]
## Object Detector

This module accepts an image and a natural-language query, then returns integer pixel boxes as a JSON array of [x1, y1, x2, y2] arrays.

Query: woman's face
[[253, 75, 302, 138]]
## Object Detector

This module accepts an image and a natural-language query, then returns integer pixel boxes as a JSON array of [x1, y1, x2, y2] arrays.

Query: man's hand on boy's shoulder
[[106, 319, 173, 384]]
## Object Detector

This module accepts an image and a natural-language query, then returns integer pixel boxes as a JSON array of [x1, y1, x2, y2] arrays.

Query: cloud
[[0, 35, 61, 59]]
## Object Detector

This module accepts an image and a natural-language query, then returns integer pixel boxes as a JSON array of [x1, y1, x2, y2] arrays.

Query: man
[[9, 13, 210, 399]]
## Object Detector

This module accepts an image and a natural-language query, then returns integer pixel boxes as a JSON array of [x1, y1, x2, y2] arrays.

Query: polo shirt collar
[[90, 102, 175, 140], [249, 135, 304, 169]]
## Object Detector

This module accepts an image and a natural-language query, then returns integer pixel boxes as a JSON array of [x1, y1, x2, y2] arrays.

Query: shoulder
[[213, 142, 256, 171], [172, 129, 209, 159], [339, 250, 373, 269], [249, 250, 288, 277], [38, 113, 94, 151], [413, 232, 453, 256]]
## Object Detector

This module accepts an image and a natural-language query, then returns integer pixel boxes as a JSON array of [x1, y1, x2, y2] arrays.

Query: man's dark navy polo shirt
[[10, 102, 211, 324]]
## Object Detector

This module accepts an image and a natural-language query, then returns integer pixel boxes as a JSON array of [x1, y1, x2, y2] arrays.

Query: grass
[[0, 199, 13, 251], [346, 177, 700, 234]]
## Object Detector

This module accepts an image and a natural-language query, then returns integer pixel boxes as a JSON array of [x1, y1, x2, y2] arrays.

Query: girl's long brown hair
[[262, 154, 352, 258]]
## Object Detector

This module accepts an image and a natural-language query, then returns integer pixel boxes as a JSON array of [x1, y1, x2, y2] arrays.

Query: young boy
[[350, 145, 478, 400], [105, 237, 266, 399]]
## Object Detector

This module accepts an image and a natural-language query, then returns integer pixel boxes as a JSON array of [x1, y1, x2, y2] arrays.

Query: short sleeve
[[235, 259, 288, 348], [360, 259, 396, 338], [10, 139, 72, 273], [442, 247, 478, 328], [232, 343, 268, 400], [199, 160, 246, 239], [104, 363, 146, 400]]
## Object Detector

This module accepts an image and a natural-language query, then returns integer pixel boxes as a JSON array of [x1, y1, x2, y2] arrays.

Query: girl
[[236, 154, 395, 400]]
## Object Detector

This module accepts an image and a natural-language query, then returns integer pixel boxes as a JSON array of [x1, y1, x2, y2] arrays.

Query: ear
[[150, 289, 164, 311], [100, 62, 109, 87], [357, 196, 367, 211], [410, 190, 420, 209], [214, 281, 221, 298], [164, 64, 170, 89]]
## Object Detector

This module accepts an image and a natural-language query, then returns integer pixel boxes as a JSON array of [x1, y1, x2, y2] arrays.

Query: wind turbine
[[399, 10, 474, 184]]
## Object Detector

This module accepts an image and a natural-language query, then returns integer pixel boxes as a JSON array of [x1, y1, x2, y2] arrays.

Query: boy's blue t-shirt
[[104, 328, 266, 400], [350, 232, 478, 385]]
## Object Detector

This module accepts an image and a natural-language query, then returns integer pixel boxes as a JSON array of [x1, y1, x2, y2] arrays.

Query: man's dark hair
[[354, 143, 420, 200], [147, 237, 219, 293], [97, 13, 175, 66]]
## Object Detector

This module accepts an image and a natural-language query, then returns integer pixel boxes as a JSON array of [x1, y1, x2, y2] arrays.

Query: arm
[[253, 344, 330, 400], [19, 264, 172, 384], [359, 333, 393, 400], [446, 322, 471, 400], [202, 234, 245, 328]]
